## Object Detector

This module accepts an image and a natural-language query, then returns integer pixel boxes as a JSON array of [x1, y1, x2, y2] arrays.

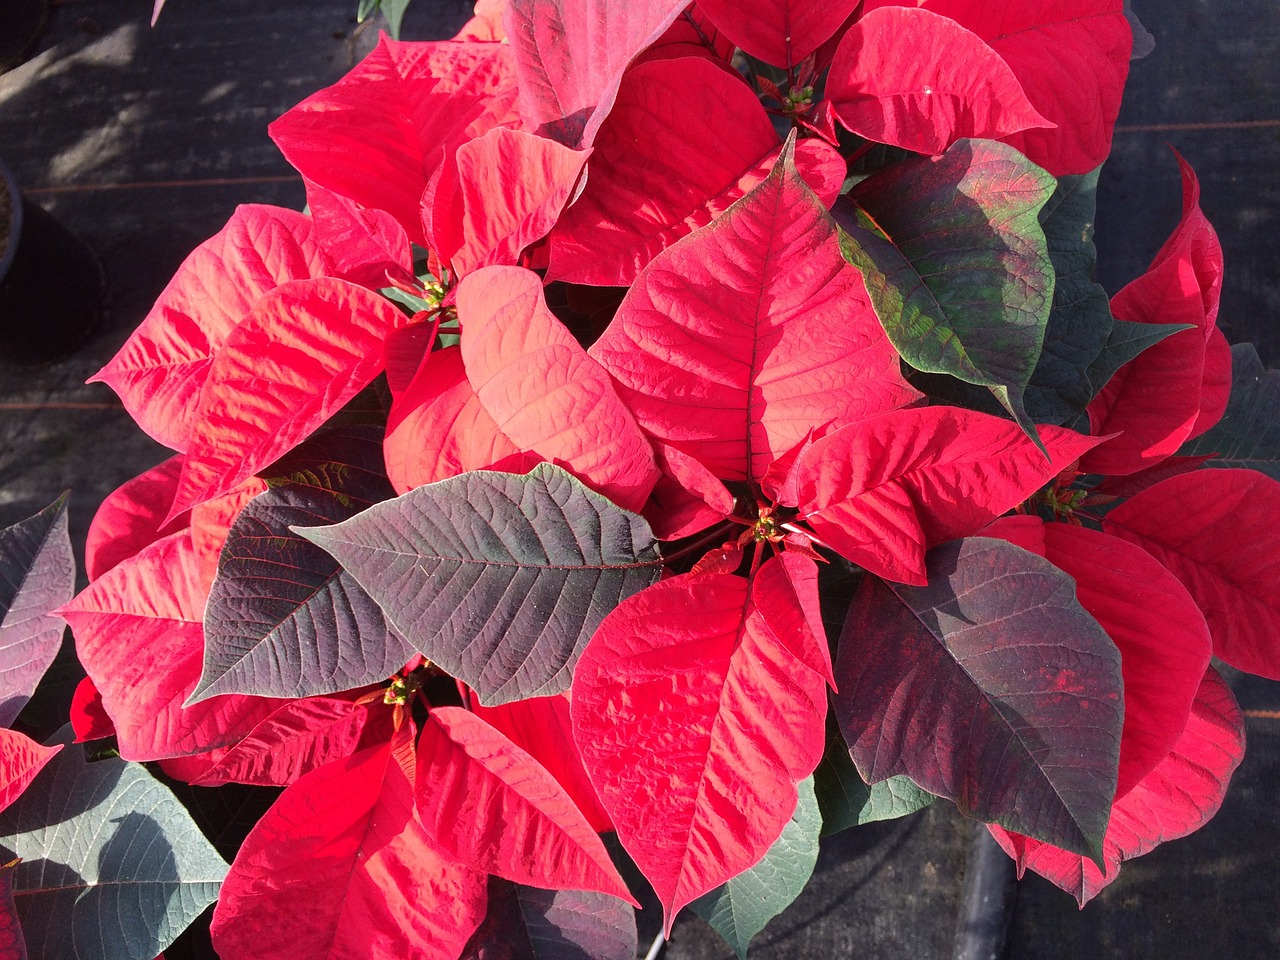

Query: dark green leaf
[[814, 712, 933, 836], [0, 728, 227, 960], [0, 495, 74, 727], [690, 777, 822, 959], [379, 0, 412, 39], [1085, 318, 1193, 401], [1178, 342, 1280, 479], [298, 463, 663, 706], [835, 139, 1056, 441]]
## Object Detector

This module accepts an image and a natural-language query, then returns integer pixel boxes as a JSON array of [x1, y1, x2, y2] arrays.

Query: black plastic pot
[[0, 0, 51, 74], [0, 159, 104, 363]]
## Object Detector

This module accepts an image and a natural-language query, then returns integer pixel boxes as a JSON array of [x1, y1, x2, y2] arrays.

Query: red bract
[[0, 731, 59, 815], [695, 0, 860, 67]]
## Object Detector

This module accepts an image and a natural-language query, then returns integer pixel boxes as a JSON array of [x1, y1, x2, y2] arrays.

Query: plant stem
[[643, 932, 665, 960]]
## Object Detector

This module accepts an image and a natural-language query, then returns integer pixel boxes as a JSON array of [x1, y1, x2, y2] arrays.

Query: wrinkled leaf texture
[[0, 732, 59, 816], [572, 559, 828, 932], [90, 205, 328, 451], [694, 0, 860, 67], [0, 497, 74, 727], [589, 140, 916, 484], [834, 537, 1123, 861], [300, 463, 663, 706], [546, 57, 845, 286], [989, 665, 1244, 904], [0, 730, 227, 960]]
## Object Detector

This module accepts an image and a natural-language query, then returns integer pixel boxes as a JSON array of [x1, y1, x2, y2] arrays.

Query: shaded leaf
[[546, 57, 845, 287], [0, 729, 226, 960], [269, 36, 519, 245], [1179, 342, 1280, 480], [833, 537, 1123, 861], [835, 139, 1056, 434], [89, 206, 328, 451], [989, 665, 1244, 905], [211, 725, 488, 960], [458, 266, 659, 512], [1024, 169, 1114, 423], [590, 139, 916, 484], [299, 463, 662, 706], [169, 277, 409, 518], [0, 497, 73, 728], [827, 7, 1051, 156], [572, 568, 827, 932], [1103, 469, 1280, 680], [690, 776, 821, 959], [1085, 319, 1198, 408], [416, 708, 634, 902], [193, 427, 409, 702], [777, 407, 1102, 585], [813, 714, 933, 836], [694, 0, 860, 67], [0, 860, 24, 960], [503, 0, 689, 146], [461, 877, 637, 960]]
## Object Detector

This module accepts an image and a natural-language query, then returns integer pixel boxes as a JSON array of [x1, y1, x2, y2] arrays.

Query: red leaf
[[1103, 469, 1280, 680], [635, 7, 735, 65], [572, 570, 827, 932], [168, 278, 409, 519], [415, 707, 634, 903], [589, 141, 916, 484], [457, 266, 659, 511], [212, 724, 489, 960], [269, 35, 519, 245], [470, 693, 611, 832], [0, 730, 60, 815], [383, 321, 438, 398], [159, 695, 394, 788], [1037, 522, 1212, 798], [61, 532, 285, 760], [301, 177, 413, 288], [0, 859, 25, 960], [826, 6, 1052, 157], [546, 57, 845, 286], [640, 441, 736, 541], [694, 0, 861, 67], [383, 345, 525, 494], [783, 407, 1102, 585], [1084, 152, 1224, 476], [503, 0, 690, 147], [446, 129, 591, 276], [90, 205, 329, 451], [751, 553, 835, 689], [69, 676, 115, 743], [989, 665, 1245, 905], [84, 455, 188, 581], [918, 0, 1133, 175], [456, 0, 507, 40]]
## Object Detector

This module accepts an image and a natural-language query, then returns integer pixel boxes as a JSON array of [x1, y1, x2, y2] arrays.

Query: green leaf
[[298, 463, 664, 706], [835, 139, 1056, 443], [1085, 318, 1193, 401], [1179, 342, 1280, 479], [0, 728, 228, 960], [1024, 168, 1115, 424], [689, 776, 822, 959], [814, 712, 933, 836], [356, 0, 380, 23], [379, 0, 412, 39]]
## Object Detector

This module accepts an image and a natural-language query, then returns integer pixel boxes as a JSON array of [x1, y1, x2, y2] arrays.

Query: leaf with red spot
[[826, 7, 1052, 156], [471, 694, 611, 832], [503, 0, 690, 146], [458, 266, 659, 511], [1084, 153, 1224, 476], [0, 497, 74, 728], [61, 532, 286, 761], [572, 567, 827, 932], [917, 0, 1133, 175], [167, 277, 409, 518], [415, 707, 633, 902], [269, 35, 519, 245], [211, 724, 489, 960], [833, 537, 1123, 860], [694, 0, 861, 67], [777, 407, 1102, 585], [589, 140, 916, 484], [546, 57, 846, 287], [0, 731, 60, 816], [988, 665, 1245, 905], [84, 456, 188, 582], [444, 129, 591, 276], [1103, 469, 1280, 680]]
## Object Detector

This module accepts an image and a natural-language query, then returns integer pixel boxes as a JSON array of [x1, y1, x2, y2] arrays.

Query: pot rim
[[0, 157, 23, 284]]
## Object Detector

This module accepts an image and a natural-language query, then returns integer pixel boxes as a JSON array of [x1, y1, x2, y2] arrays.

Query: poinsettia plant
[[7, 0, 1278, 956]]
